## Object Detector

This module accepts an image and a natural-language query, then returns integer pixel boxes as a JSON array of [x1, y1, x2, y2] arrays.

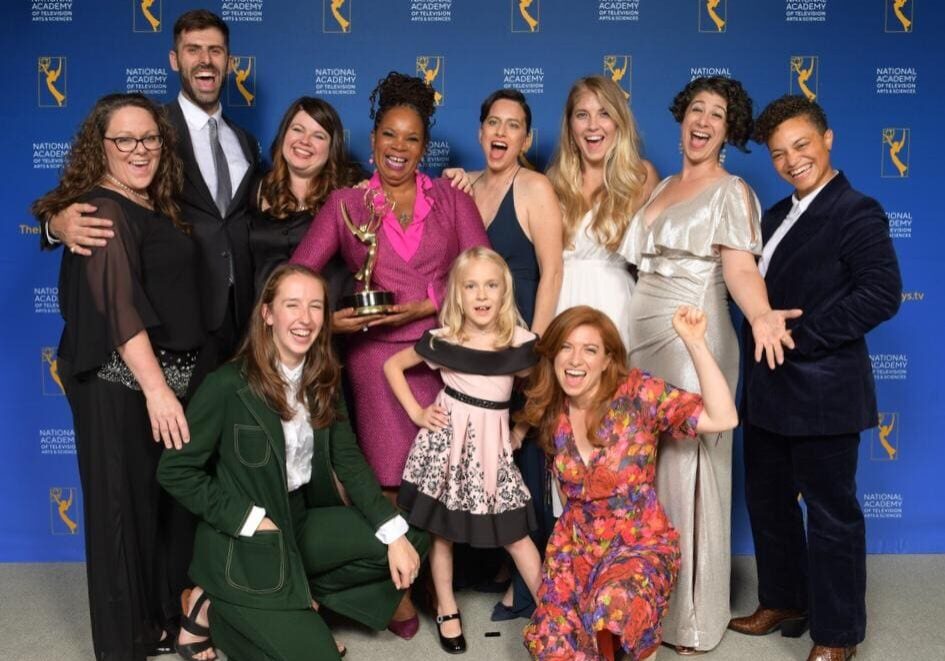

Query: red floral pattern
[[524, 369, 702, 660]]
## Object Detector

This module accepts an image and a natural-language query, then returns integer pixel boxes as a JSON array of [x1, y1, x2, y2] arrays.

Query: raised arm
[[671, 306, 738, 434]]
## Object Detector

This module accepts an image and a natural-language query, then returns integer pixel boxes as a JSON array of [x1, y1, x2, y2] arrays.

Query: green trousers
[[208, 491, 430, 660]]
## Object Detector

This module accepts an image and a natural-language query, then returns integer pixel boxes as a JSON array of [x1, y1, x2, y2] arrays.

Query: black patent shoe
[[435, 612, 467, 654]]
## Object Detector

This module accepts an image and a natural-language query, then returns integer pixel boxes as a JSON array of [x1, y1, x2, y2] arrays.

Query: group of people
[[34, 8, 902, 661]]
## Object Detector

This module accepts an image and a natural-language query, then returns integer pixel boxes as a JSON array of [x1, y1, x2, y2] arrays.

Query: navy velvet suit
[[741, 172, 900, 647]]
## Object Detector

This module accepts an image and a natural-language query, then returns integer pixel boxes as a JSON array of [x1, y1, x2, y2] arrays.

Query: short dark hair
[[669, 76, 754, 153], [753, 94, 829, 145], [369, 71, 437, 141], [479, 88, 532, 133], [173, 9, 229, 50]]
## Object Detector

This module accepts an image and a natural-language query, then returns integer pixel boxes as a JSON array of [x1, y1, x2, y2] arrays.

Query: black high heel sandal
[[435, 611, 467, 654], [176, 589, 216, 661]]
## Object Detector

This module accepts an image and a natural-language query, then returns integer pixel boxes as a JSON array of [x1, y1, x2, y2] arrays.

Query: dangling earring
[[718, 147, 727, 165], [678, 140, 683, 154], [368, 155, 374, 165]]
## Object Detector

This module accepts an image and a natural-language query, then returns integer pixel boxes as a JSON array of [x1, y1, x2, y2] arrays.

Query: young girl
[[384, 247, 542, 654]]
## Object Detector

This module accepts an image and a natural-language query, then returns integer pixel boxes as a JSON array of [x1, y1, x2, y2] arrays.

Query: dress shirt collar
[[789, 170, 839, 218], [278, 360, 305, 388], [177, 92, 222, 132]]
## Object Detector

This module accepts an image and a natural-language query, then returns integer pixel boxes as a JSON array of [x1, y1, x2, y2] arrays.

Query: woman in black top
[[32, 93, 203, 661], [249, 97, 364, 307]]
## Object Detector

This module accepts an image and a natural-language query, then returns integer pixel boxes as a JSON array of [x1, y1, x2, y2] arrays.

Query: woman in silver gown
[[621, 77, 798, 654]]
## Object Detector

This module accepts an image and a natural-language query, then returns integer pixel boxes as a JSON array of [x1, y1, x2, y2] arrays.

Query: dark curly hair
[[369, 71, 436, 141], [670, 76, 754, 153], [753, 94, 829, 145], [31, 93, 184, 231]]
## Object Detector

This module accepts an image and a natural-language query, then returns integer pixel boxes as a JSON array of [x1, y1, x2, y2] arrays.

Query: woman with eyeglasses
[[32, 93, 204, 661]]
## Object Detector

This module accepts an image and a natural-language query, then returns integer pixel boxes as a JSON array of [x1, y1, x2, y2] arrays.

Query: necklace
[[104, 173, 151, 203]]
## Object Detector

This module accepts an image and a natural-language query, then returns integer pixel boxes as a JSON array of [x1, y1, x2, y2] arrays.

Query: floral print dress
[[524, 369, 703, 661]]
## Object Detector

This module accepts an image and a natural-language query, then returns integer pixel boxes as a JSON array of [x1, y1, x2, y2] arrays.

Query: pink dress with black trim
[[291, 173, 489, 486], [524, 370, 703, 661]]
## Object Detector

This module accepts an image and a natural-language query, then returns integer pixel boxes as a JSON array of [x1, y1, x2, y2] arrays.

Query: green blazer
[[157, 361, 400, 611]]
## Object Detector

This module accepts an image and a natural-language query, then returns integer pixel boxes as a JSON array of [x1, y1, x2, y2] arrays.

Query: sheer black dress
[[57, 187, 204, 661]]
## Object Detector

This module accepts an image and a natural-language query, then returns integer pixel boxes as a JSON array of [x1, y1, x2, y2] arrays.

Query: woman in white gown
[[547, 76, 657, 349]]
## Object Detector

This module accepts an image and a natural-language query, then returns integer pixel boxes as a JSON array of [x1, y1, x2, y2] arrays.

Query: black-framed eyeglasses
[[104, 134, 164, 152]]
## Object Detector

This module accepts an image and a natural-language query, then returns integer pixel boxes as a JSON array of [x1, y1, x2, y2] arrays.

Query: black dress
[[485, 178, 555, 619], [57, 187, 204, 661]]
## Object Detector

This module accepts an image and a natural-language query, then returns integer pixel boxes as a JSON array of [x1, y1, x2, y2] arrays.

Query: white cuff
[[45, 223, 60, 245], [375, 515, 409, 545], [239, 505, 267, 537]]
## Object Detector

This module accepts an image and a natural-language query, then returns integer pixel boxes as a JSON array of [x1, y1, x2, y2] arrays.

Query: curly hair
[[517, 305, 629, 454], [547, 76, 650, 252], [235, 263, 342, 427], [31, 93, 184, 231], [752, 94, 829, 145], [670, 76, 754, 153], [369, 71, 437, 141], [258, 97, 362, 220]]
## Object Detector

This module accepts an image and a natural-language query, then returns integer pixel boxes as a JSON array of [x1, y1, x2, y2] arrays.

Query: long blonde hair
[[547, 76, 649, 252], [439, 247, 524, 348]]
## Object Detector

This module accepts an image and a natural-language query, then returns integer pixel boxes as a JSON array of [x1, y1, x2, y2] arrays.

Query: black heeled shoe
[[435, 612, 467, 654], [176, 589, 216, 661]]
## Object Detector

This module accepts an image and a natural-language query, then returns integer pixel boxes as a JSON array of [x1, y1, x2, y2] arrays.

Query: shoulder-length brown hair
[[259, 97, 361, 219], [519, 306, 628, 454], [234, 263, 342, 427], [31, 93, 184, 230]]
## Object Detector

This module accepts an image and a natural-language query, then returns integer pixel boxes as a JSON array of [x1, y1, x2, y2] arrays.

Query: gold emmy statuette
[[417, 57, 443, 106], [791, 56, 817, 102], [39, 57, 66, 107], [141, 0, 161, 31], [604, 56, 630, 100], [518, 0, 539, 32], [706, 0, 726, 32], [877, 413, 897, 459], [331, 0, 350, 32], [42, 347, 64, 394], [51, 488, 78, 534], [339, 190, 395, 315], [893, 0, 912, 32], [883, 128, 908, 177], [229, 57, 255, 105]]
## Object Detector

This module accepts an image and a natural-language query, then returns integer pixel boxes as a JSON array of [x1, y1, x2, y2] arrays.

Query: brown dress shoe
[[807, 644, 856, 661], [728, 606, 808, 637]]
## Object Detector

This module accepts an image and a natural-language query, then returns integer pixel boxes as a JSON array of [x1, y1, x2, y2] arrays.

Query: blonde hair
[[439, 247, 524, 348], [547, 76, 649, 252]]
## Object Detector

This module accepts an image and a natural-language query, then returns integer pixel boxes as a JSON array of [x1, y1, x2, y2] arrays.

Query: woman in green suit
[[158, 263, 429, 661]]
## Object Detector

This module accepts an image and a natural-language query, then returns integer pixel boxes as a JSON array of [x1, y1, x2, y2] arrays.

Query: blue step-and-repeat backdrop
[[1, 1, 940, 561]]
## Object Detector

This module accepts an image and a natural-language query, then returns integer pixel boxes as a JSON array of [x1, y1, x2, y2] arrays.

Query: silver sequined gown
[[621, 174, 761, 651]]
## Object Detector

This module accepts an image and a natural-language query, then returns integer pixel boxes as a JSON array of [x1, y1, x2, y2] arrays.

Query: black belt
[[444, 386, 511, 410]]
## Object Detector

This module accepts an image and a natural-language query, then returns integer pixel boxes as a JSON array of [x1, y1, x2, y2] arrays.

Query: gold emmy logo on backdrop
[[873, 412, 899, 460], [41, 347, 65, 396], [134, 0, 161, 32], [881, 128, 910, 178], [228, 56, 256, 106], [603, 55, 631, 101], [699, 0, 726, 33], [38, 56, 67, 108], [885, 0, 913, 33], [324, 0, 351, 33], [50, 487, 78, 535], [417, 56, 444, 106], [790, 56, 818, 102], [512, 0, 540, 32]]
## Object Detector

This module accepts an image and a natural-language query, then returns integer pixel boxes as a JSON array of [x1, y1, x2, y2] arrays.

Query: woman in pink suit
[[292, 71, 488, 493]]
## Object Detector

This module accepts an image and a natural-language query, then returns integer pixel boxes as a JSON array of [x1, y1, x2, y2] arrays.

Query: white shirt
[[758, 171, 837, 277], [239, 361, 408, 544], [176, 92, 249, 203]]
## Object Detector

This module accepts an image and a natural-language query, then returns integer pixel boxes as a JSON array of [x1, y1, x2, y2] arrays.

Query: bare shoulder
[[515, 168, 556, 199], [642, 159, 660, 197]]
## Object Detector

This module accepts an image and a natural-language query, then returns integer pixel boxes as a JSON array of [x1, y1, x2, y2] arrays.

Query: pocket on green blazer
[[225, 530, 286, 594], [233, 424, 271, 467]]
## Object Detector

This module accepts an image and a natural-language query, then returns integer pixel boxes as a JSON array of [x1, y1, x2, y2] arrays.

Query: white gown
[[554, 210, 635, 349]]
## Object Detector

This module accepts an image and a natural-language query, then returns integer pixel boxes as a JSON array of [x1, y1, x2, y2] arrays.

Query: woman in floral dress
[[520, 305, 738, 661]]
